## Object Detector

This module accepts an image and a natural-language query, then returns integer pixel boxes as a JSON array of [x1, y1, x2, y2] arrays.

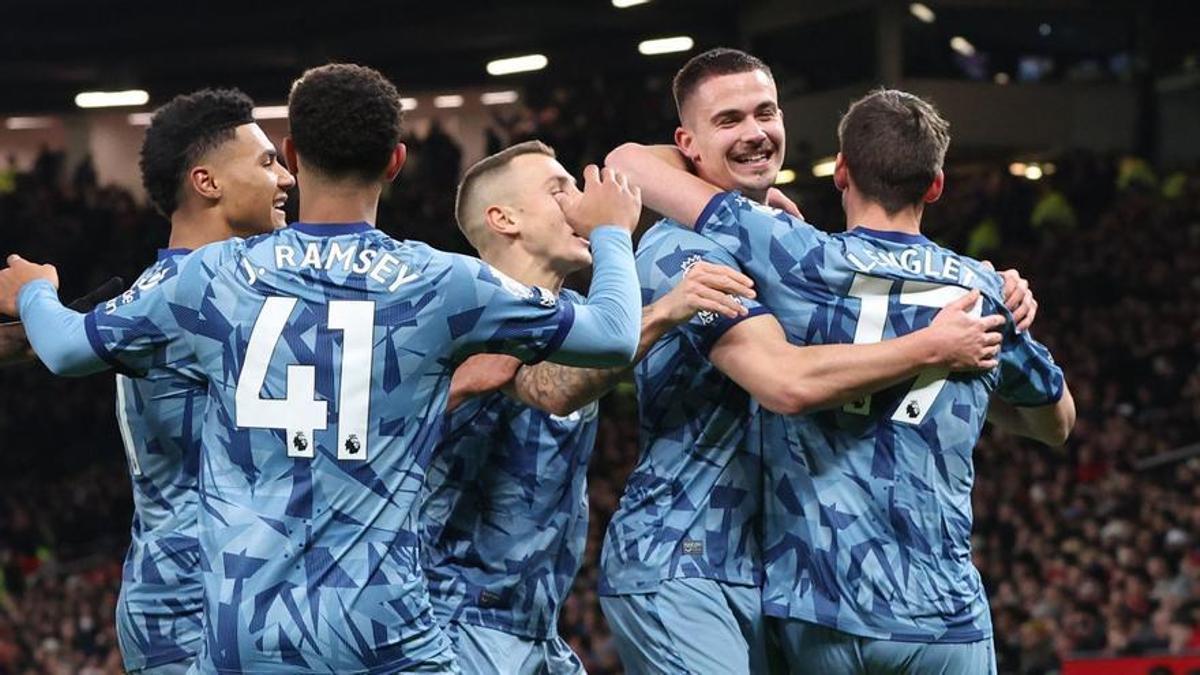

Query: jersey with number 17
[[693, 193, 1064, 644], [89, 222, 591, 673]]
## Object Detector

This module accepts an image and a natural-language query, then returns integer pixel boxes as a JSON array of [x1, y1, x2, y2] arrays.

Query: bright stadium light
[[909, 3, 936, 23], [612, 0, 650, 7], [638, 36, 695, 56], [4, 116, 55, 130], [774, 169, 796, 185], [1024, 165, 1043, 180], [1009, 162, 1027, 176], [812, 157, 837, 178], [401, 98, 419, 111], [74, 89, 150, 109], [481, 90, 519, 105], [127, 112, 154, 126], [434, 95, 464, 109], [950, 36, 976, 57], [252, 105, 289, 120], [487, 54, 548, 76]]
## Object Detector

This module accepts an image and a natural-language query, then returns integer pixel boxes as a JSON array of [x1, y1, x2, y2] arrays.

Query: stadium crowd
[[0, 117, 1198, 673]]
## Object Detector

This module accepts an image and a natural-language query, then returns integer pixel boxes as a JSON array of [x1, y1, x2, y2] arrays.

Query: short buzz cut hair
[[672, 47, 773, 121], [287, 63, 404, 182], [139, 88, 255, 216], [837, 88, 951, 215], [454, 140, 556, 250]]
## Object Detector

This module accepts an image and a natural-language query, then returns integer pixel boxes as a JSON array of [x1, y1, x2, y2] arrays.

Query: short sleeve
[[994, 329, 1065, 407]]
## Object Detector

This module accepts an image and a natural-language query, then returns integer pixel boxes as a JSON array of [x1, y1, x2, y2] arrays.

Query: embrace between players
[[0, 48, 1075, 675]]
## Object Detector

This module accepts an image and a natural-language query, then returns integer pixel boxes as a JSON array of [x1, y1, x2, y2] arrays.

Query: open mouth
[[730, 146, 775, 170], [272, 196, 288, 214]]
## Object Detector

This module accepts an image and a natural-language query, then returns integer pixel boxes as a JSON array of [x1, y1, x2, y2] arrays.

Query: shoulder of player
[[637, 218, 725, 258]]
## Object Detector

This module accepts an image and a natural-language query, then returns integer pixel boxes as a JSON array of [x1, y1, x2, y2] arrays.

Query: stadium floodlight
[[909, 3, 935, 23], [950, 36, 976, 57], [74, 89, 149, 109], [4, 116, 55, 130], [127, 112, 154, 126], [434, 95, 464, 109], [481, 91, 519, 106], [252, 106, 289, 120], [1009, 162, 1027, 177], [812, 157, 836, 178], [487, 54, 548, 76], [401, 98, 418, 111], [774, 169, 797, 185], [612, 0, 650, 7], [638, 36, 695, 56], [1024, 165, 1043, 180]]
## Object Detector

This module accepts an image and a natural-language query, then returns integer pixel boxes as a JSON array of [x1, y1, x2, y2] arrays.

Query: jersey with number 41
[[693, 193, 1064, 644], [92, 222, 583, 673]]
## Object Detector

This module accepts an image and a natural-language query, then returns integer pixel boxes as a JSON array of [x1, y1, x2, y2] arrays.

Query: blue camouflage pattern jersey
[[422, 308, 600, 638], [88, 222, 610, 674], [599, 220, 768, 596], [694, 193, 1065, 643], [86, 249, 205, 671]]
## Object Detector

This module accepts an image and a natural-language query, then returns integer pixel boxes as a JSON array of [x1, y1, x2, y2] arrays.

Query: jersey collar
[[851, 226, 932, 246], [289, 221, 374, 236], [156, 247, 191, 261]]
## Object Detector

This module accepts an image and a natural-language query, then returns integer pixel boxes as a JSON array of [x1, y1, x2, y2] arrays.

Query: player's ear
[[923, 170, 944, 204], [384, 143, 407, 183], [482, 204, 519, 238], [282, 137, 300, 176], [674, 126, 697, 162], [188, 165, 221, 203], [833, 152, 849, 192]]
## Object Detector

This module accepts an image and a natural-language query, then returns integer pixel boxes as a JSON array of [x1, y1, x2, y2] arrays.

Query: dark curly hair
[[287, 63, 404, 182], [138, 88, 255, 217]]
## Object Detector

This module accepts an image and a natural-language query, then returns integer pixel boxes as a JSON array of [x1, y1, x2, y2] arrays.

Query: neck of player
[[168, 202, 241, 250], [483, 246, 567, 294], [296, 174, 382, 226], [843, 188, 924, 237]]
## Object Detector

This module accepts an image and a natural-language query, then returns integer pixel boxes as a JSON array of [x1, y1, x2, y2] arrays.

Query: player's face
[[507, 154, 591, 274], [678, 70, 785, 196], [211, 123, 295, 234]]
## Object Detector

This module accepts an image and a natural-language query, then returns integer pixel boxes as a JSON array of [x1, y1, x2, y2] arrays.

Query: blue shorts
[[773, 618, 997, 675], [599, 578, 781, 675], [446, 622, 583, 675]]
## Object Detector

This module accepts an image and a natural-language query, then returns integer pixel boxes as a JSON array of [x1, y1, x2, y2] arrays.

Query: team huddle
[[0, 48, 1075, 675]]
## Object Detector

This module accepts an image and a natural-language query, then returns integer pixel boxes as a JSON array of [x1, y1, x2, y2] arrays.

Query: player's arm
[[605, 143, 718, 226], [504, 262, 755, 415], [985, 292, 1075, 446], [0, 255, 106, 376], [0, 276, 124, 368], [986, 385, 1076, 447], [710, 290, 1004, 415], [536, 166, 643, 368], [455, 166, 643, 370]]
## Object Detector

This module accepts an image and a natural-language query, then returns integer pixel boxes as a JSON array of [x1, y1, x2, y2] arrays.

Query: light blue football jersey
[[117, 221, 630, 673], [693, 192, 1064, 643], [422, 306, 599, 639], [85, 249, 205, 671], [599, 220, 769, 596]]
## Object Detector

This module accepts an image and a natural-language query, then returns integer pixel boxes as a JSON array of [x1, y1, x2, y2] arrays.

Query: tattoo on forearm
[[515, 361, 627, 413]]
